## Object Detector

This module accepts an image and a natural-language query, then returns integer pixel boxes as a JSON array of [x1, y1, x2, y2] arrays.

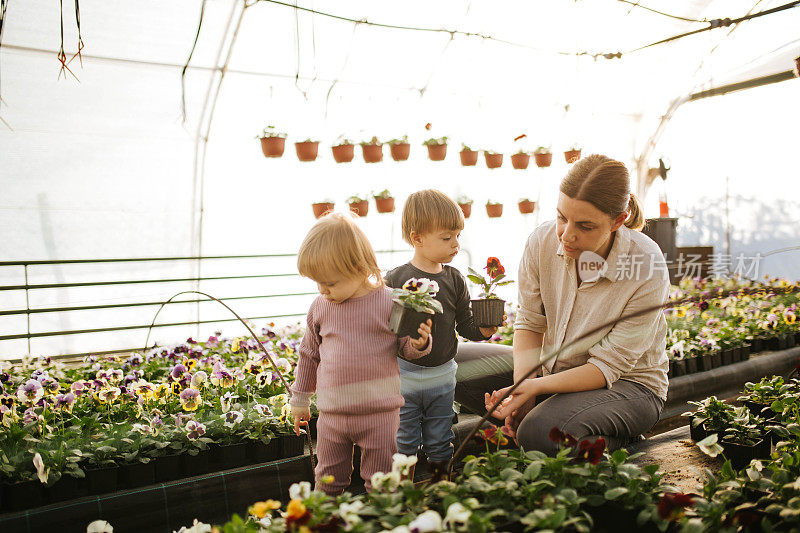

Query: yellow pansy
[[249, 499, 281, 519]]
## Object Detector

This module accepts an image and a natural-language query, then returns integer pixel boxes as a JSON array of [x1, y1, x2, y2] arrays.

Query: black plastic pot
[[689, 420, 710, 442], [685, 357, 698, 375], [710, 351, 722, 368], [787, 334, 797, 349], [471, 298, 505, 327], [119, 461, 155, 489], [86, 466, 118, 495], [3, 479, 45, 511], [743, 400, 774, 418], [281, 434, 305, 458], [210, 443, 248, 470], [181, 451, 209, 477], [751, 337, 764, 353], [721, 349, 734, 366], [741, 343, 752, 361], [671, 359, 686, 377], [45, 474, 80, 504], [155, 453, 181, 482], [246, 439, 281, 464], [723, 437, 771, 470], [388, 301, 433, 339], [589, 502, 658, 533], [697, 353, 713, 372]]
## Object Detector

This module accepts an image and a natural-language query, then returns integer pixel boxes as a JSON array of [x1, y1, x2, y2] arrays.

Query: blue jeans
[[397, 358, 457, 463]]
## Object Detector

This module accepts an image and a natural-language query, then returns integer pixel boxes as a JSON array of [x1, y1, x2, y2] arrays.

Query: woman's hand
[[484, 378, 538, 421], [410, 319, 433, 350]]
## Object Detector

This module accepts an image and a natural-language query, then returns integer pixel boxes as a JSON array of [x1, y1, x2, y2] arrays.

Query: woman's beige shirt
[[514, 220, 669, 401]]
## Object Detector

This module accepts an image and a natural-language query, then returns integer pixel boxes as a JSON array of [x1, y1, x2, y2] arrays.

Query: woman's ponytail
[[625, 193, 644, 231]]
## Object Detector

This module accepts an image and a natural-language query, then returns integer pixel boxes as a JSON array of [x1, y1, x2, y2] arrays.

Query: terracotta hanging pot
[[427, 144, 447, 161], [534, 152, 553, 168], [460, 149, 478, 166], [311, 202, 335, 219], [518, 200, 536, 214], [375, 197, 395, 213], [484, 152, 503, 169], [295, 141, 319, 162], [458, 203, 472, 219], [510, 153, 530, 170], [564, 149, 581, 164], [331, 143, 354, 163], [260, 137, 285, 158], [485, 203, 504, 218], [361, 144, 383, 163], [389, 143, 410, 161], [349, 200, 369, 217]]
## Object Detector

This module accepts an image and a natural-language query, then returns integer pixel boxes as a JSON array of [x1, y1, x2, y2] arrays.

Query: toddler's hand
[[410, 319, 432, 350], [291, 406, 310, 436]]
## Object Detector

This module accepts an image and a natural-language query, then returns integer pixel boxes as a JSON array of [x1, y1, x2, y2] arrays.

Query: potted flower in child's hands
[[468, 258, 514, 327], [389, 278, 441, 340]]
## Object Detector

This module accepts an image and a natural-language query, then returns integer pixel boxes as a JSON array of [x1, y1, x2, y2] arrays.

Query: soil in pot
[[390, 143, 410, 161], [295, 141, 319, 162], [484, 153, 503, 169], [471, 299, 505, 327], [312, 202, 334, 219], [510, 153, 530, 169], [331, 144, 354, 163], [485, 204, 503, 218], [362, 144, 383, 163], [260, 137, 285, 158], [534, 152, 552, 168], [427, 144, 447, 161], [460, 149, 478, 166], [349, 200, 369, 217], [389, 301, 433, 340], [375, 197, 395, 213], [518, 200, 535, 214], [458, 203, 472, 219]]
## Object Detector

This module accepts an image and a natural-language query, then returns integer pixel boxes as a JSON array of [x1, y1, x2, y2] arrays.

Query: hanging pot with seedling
[[485, 200, 503, 218], [518, 198, 535, 214], [295, 139, 320, 162], [258, 125, 287, 158], [460, 144, 478, 166], [511, 150, 530, 170], [311, 200, 335, 219], [331, 136, 355, 163], [484, 151, 503, 169], [424, 136, 448, 161], [564, 144, 582, 164], [456, 194, 473, 219], [374, 189, 395, 213], [347, 194, 369, 217], [388, 136, 410, 161], [360, 137, 383, 163], [534, 146, 553, 168]]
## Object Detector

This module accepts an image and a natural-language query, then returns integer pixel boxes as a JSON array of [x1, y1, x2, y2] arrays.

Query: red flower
[[548, 427, 578, 448], [485, 257, 505, 279], [425, 122, 432, 130], [514, 134, 527, 142], [573, 437, 605, 465], [480, 424, 508, 445], [657, 492, 695, 521]]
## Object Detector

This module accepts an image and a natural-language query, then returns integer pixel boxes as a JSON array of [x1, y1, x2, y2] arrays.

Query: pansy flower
[[255, 371, 274, 388], [17, 379, 44, 405], [222, 410, 244, 428], [170, 364, 188, 381], [657, 492, 694, 521], [249, 499, 281, 519], [574, 437, 605, 465], [33, 452, 49, 484], [211, 362, 235, 388], [40, 377, 60, 395], [190, 371, 207, 389], [54, 392, 75, 412], [220, 391, 238, 413], [549, 426, 578, 448], [97, 387, 121, 404], [284, 499, 311, 527], [444, 503, 472, 531], [485, 257, 505, 279], [274, 358, 292, 374], [253, 403, 272, 417], [402, 278, 430, 293], [185, 420, 206, 440], [179, 388, 202, 411]]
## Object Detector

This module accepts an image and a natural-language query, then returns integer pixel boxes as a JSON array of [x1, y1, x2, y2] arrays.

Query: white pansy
[[86, 520, 114, 533], [33, 452, 49, 484], [443, 503, 471, 530], [408, 510, 443, 532], [174, 519, 213, 533], [391, 453, 418, 476], [289, 481, 311, 500], [427, 280, 440, 295], [190, 371, 208, 389], [338, 500, 364, 529], [371, 470, 401, 492]]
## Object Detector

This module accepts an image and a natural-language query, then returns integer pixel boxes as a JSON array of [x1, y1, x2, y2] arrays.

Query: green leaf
[[604, 487, 629, 500]]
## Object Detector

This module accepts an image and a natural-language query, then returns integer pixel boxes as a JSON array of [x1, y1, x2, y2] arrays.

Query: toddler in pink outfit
[[289, 212, 432, 496]]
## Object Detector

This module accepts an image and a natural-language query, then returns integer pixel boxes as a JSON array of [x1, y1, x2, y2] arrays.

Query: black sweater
[[385, 263, 487, 367]]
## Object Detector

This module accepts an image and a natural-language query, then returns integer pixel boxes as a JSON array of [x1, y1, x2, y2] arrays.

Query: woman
[[455, 154, 669, 454]]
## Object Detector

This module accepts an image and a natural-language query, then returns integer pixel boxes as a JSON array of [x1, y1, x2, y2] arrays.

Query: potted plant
[[518, 198, 535, 214], [423, 136, 448, 161], [534, 146, 553, 168], [485, 200, 503, 218], [360, 137, 383, 163], [373, 189, 395, 214], [467, 257, 514, 327], [510, 150, 530, 170], [258, 126, 287, 158], [456, 194, 473, 218], [460, 143, 478, 166], [484, 150, 503, 169], [311, 199, 335, 219], [387, 136, 410, 161], [295, 139, 319, 162], [331, 136, 355, 163], [347, 194, 369, 217], [564, 144, 582, 164], [389, 278, 442, 339]]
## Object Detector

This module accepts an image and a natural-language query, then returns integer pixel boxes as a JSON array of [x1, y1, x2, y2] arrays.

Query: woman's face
[[556, 193, 625, 260]]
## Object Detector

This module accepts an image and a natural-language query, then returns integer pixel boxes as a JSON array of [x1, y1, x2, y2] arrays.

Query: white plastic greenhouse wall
[[1, 0, 799, 359]]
